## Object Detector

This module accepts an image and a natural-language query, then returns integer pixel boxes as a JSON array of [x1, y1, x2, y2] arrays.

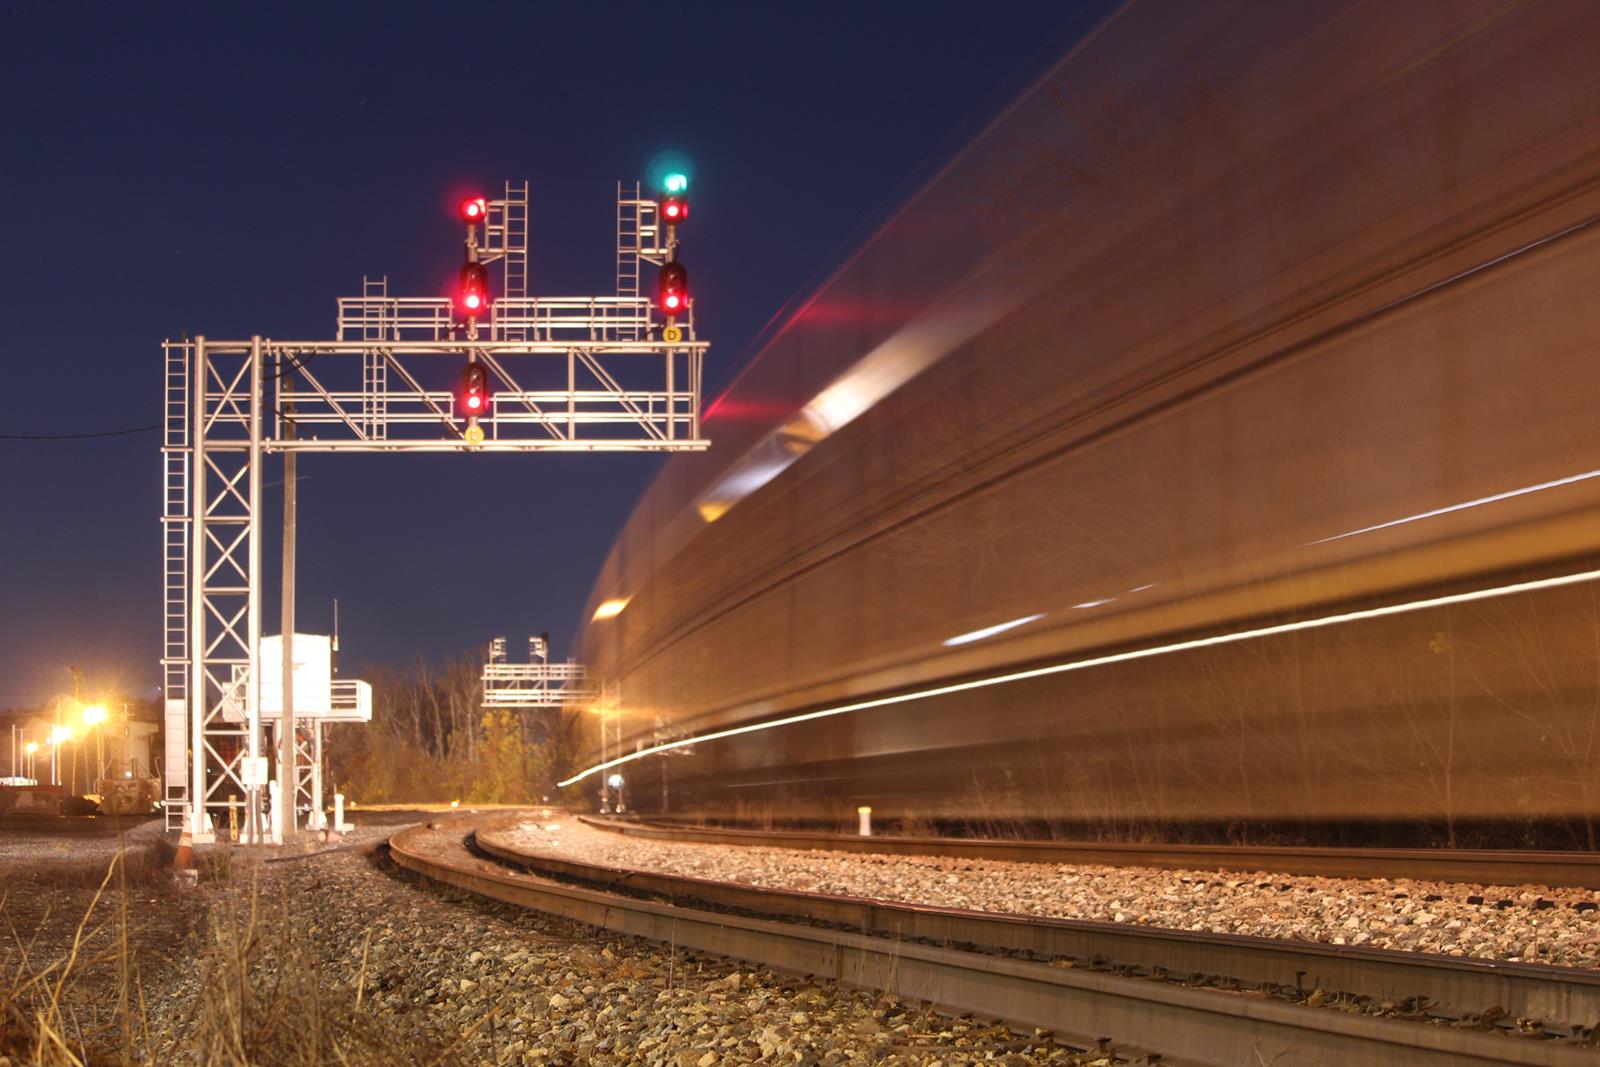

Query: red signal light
[[661, 196, 688, 224], [459, 196, 488, 224], [460, 363, 490, 418], [456, 262, 491, 319], [658, 261, 689, 316]]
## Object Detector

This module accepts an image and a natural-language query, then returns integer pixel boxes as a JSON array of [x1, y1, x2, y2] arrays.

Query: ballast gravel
[[271, 824, 1128, 1065], [9, 817, 1129, 1066], [487, 818, 1600, 969]]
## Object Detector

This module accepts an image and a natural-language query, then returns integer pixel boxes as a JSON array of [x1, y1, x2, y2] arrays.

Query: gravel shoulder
[[2, 813, 1133, 1066], [484, 818, 1600, 969]]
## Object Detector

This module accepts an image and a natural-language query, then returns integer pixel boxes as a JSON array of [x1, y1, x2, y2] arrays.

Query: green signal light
[[663, 172, 689, 194]]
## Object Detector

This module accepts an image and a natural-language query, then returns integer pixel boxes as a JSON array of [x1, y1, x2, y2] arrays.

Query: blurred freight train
[[569, 0, 1600, 846]]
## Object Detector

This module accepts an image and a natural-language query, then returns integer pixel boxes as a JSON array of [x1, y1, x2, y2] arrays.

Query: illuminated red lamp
[[460, 362, 490, 417], [457, 262, 491, 318], [459, 195, 488, 224], [658, 262, 689, 315], [660, 196, 688, 224]]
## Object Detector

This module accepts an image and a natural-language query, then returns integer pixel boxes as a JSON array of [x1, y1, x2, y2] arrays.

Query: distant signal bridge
[[481, 635, 595, 709]]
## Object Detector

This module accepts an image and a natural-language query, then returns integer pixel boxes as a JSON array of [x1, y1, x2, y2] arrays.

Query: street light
[[24, 741, 38, 782], [81, 704, 108, 785], [48, 725, 71, 788]]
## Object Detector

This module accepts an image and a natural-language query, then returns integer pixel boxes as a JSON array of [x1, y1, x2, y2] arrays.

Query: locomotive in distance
[[572, 0, 1600, 847]]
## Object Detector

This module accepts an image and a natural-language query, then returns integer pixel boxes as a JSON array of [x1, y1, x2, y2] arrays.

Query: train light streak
[[559, 563, 1600, 787], [1306, 468, 1600, 546], [943, 613, 1044, 647], [697, 500, 733, 523], [592, 597, 630, 621], [691, 299, 1014, 525]]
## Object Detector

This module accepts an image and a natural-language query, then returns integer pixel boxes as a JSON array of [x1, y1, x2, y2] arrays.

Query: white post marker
[[267, 780, 282, 844], [858, 806, 872, 837]]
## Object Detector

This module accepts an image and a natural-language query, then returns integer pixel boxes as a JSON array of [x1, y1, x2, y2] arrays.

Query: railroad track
[[584, 816, 1600, 889], [391, 814, 1600, 1067]]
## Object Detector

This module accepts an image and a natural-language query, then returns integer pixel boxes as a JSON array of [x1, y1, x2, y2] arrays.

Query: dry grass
[[0, 847, 454, 1067]]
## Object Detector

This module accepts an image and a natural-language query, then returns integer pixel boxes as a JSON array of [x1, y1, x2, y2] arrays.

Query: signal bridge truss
[[279, 300, 705, 452], [161, 180, 709, 840], [482, 636, 594, 709]]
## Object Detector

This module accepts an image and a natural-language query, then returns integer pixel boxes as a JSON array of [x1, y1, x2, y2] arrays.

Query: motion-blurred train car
[[572, 0, 1600, 846]]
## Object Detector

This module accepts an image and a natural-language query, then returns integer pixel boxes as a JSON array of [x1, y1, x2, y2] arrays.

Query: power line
[[2, 352, 318, 442], [0, 424, 160, 441]]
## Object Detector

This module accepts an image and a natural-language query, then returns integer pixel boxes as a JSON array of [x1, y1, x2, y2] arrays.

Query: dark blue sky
[[0, 2, 1087, 708]]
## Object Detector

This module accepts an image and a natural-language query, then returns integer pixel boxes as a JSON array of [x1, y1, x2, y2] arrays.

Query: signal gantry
[[160, 174, 711, 842]]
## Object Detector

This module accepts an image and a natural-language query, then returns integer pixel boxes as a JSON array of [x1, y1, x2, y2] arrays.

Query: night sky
[[0, 3, 1087, 709]]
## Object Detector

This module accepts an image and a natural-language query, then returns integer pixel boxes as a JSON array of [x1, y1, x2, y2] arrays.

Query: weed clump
[[0, 847, 449, 1067]]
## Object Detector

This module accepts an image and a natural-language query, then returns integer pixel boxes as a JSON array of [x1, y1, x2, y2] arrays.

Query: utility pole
[[279, 377, 297, 842]]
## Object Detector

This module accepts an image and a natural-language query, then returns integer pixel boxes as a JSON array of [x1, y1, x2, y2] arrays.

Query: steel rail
[[478, 832, 1600, 1031], [391, 819, 1596, 1067], [579, 816, 1600, 889]]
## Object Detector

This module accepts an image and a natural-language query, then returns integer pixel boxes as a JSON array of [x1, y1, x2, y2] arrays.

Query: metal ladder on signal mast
[[359, 276, 390, 439], [501, 181, 528, 300], [489, 181, 530, 341], [616, 181, 642, 340], [160, 342, 191, 830]]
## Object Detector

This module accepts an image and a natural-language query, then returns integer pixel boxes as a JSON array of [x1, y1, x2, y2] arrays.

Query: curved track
[[582, 817, 1600, 889], [391, 814, 1600, 1067]]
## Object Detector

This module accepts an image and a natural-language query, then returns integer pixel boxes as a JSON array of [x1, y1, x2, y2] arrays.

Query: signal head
[[657, 261, 689, 315], [456, 261, 491, 318], [460, 362, 491, 418], [663, 172, 688, 195], [459, 195, 489, 224], [660, 195, 689, 225]]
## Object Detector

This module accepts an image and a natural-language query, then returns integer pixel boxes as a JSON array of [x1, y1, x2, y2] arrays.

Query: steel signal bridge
[[160, 178, 708, 841]]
